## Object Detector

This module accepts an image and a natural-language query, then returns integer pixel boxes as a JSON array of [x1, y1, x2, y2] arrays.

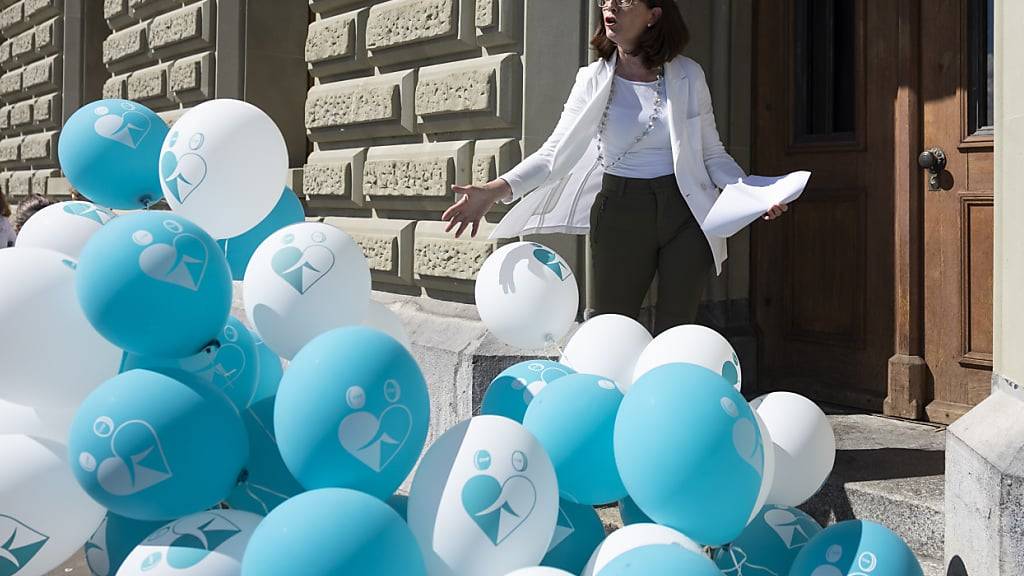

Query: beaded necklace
[[596, 64, 666, 172]]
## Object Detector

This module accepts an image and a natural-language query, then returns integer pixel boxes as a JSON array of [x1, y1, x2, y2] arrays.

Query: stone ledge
[[303, 147, 367, 205], [305, 69, 415, 142], [415, 52, 520, 132]]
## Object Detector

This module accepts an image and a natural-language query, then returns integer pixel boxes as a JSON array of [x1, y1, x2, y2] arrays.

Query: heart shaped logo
[[0, 515, 50, 575], [161, 151, 208, 204], [461, 474, 537, 545], [94, 108, 152, 149], [178, 343, 250, 409], [271, 244, 336, 295], [138, 233, 209, 291], [162, 512, 242, 569], [64, 202, 114, 225], [532, 245, 571, 281], [338, 405, 412, 472], [89, 419, 173, 496]]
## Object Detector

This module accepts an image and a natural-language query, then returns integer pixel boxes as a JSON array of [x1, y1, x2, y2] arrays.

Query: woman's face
[[602, 1, 661, 50]]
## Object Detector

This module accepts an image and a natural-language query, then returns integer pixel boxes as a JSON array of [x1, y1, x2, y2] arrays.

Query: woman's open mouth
[[604, 15, 618, 28]]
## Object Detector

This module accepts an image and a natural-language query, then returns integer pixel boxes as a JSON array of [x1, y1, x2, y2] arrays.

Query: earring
[[647, 23, 653, 27]]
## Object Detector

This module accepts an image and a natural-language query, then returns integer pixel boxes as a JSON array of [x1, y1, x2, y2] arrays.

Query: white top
[[602, 75, 674, 179]]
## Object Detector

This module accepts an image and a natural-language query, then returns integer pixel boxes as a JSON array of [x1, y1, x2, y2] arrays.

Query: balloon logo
[[765, 508, 817, 550], [64, 202, 115, 225], [809, 546, 878, 576], [337, 381, 413, 473], [180, 328, 246, 398], [94, 102, 152, 149], [461, 449, 537, 546], [532, 245, 570, 281], [722, 396, 765, 477], [160, 131, 209, 204], [548, 505, 575, 552], [85, 517, 109, 575], [78, 417, 173, 496], [270, 232, 336, 295], [141, 512, 242, 570], [0, 515, 49, 573], [135, 220, 209, 291], [722, 353, 740, 388]]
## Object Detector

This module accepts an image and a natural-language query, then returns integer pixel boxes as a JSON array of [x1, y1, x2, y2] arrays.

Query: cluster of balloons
[[0, 97, 925, 576]]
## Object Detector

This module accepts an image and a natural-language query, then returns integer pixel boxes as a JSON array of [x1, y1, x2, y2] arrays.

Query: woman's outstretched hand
[[764, 203, 788, 221], [442, 180, 512, 238]]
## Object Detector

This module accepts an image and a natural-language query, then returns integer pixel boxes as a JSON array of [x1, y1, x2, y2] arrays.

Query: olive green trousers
[[589, 172, 714, 335]]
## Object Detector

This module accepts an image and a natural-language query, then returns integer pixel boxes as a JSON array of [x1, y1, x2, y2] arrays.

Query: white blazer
[[491, 52, 746, 275]]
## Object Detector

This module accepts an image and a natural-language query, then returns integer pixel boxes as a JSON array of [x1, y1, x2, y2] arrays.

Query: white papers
[[701, 171, 812, 238]]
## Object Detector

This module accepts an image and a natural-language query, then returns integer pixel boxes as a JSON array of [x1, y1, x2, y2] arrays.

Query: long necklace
[[596, 64, 666, 171]]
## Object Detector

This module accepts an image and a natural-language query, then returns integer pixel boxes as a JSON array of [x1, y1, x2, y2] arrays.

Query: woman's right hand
[[442, 179, 512, 238]]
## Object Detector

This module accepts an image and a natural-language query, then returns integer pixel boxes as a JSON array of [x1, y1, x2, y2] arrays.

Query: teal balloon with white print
[[117, 509, 262, 576], [631, 324, 742, 392], [58, 99, 169, 209], [241, 488, 425, 576], [243, 221, 371, 360], [75, 211, 232, 359], [713, 505, 822, 576], [596, 544, 722, 576], [251, 337, 283, 404], [407, 415, 559, 576], [475, 241, 579, 351], [614, 363, 766, 546], [274, 326, 429, 498], [15, 201, 116, 260], [84, 513, 165, 576], [523, 373, 627, 505], [226, 394, 304, 515], [160, 99, 287, 239], [121, 316, 261, 411], [788, 520, 923, 576], [68, 369, 248, 521], [541, 501, 606, 574], [482, 360, 576, 423]]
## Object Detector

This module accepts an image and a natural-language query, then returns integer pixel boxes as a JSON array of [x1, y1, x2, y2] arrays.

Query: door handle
[[918, 147, 947, 191]]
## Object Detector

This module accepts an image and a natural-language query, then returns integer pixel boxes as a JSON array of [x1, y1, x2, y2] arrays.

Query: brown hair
[[0, 189, 9, 218], [13, 194, 55, 233], [590, 0, 690, 70]]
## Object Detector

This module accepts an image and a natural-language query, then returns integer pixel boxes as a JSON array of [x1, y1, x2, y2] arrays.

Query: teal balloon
[[226, 395, 304, 515], [618, 496, 652, 526], [597, 544, 722, 575], [252, 336, 284, 404], [275, 326, 430, 499], [542, 501, 606, 574], [121, 316, 260, 410], [217, 187, 305, 280], [84, 513, 165, 576], [523, 373, 626, 505], [58, 100, 169, 210], [788, 520, 923, 576], [614, 363, 766, 546], [75, 211, 232, 359], [68, 369, 248, 521], [713, 505, 822, 576], [241, 488, 426, 576], [482, 360, 575, 423], [387, 494, 409, 521]]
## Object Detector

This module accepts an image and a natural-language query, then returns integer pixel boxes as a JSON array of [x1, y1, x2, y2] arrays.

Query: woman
[[0, 189, 15, 247], [443, 0, 786, 335]]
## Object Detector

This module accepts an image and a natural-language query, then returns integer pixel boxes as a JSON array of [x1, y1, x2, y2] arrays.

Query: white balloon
[[0, 399, 74, 443], [0, 434, 106, 576], [749, 410, 776, 524], [559, 314, 651, 388], [751, 392, 836, 507], [631, 324, 742, 391], [505, 569, 573, 576], [475, 242, 579, 351], [160, 99, 287, 239], [364, 300, 412, 350], [581, 523, 703, 576], [14, 201, 115, 259], [0, 248, 122, 411], [117, 509, 262, 575], [243, 222, 371, 359], [409, 416, 559, 576]]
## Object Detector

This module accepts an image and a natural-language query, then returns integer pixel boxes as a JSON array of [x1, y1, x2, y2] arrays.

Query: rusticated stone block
[[353, 232, 397, 273], [10, 99, 30, 125], [0, 106, 9, 132], [103, 22, 147, 65], [22, 0, 58, 24], [324, 216, 415, 283], [303, 148, 367, 203], [416, 67, 493, 116], [169, 52, 211, 101], [476, 0, 496, 28], [103, 74, 127, 99], [21, 130, 55, 162], [32, 92, 57, 126], [11, 28, 33, 61], [21, 54, 58, 94], [149, 0, 211, 55], [0, 69, 22, 99], [305, 70, 414, 141], [128, 0, 179, 20], [0, 41, 11, 69], [127, 63, 168, 102], [104, 0, 127, 23], [33, 16, 60, 56], [472, 138, 519, 185], [414, 220, 498, 281], [366, 0, 456, 51], [363, 141, 471, 198], [306, 12, 355, 64], [32, 168, 58, 196], [9, 169, 32, 196], [0, 2, 26, 38], [475, 0, 521, 47], [0, 136, 22, 163], [415, 53, 519, 130]]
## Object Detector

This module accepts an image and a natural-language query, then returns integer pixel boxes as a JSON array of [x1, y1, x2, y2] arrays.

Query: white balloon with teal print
[[751, 392, 836, 507], [243, 222, 371, 360], [364, 300, 412, 351], [0, 399, 75, 443], [614, 363, 767, 546], [0, 434, 106, 576], [159, 99, 287, 239], [559, 315, 651, 388], [581, 523, 703, 576], [14, 201, 116, 259], [714, 505, 822, 576], [0, 248, 122, 413], [83, 513, 166, 576], [475, 242, 579, 351], [631, 324, 742, 391], [408, 415, 559, 576], [116, 509, 262, 575]]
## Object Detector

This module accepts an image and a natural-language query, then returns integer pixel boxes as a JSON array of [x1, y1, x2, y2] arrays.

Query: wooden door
[[751, 0, 898, 410], [920, 0, 994, 423]]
